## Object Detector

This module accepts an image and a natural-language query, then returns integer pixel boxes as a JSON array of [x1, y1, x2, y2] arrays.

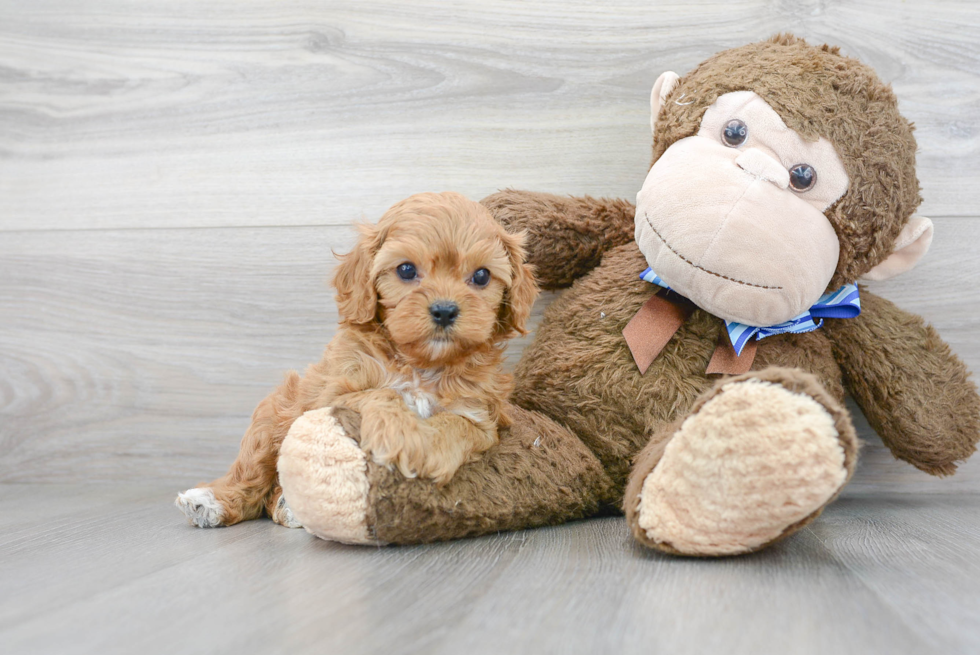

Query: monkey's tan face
[[636, 91, 850, 326]]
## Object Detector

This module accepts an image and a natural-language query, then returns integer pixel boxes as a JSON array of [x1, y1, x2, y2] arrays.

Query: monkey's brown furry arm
[[481, 190, 635, 290], [823, 289, 980, 475]]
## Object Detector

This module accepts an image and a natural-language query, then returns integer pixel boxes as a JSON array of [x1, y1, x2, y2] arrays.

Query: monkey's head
[[635, 35, 933, 326]]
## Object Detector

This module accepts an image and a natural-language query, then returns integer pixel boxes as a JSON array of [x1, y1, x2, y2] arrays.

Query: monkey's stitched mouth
[[641, 212, 783, 290]]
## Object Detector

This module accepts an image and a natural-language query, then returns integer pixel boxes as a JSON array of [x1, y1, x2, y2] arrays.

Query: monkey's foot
[[277, 407, 376, 544], [627, 369, 857, 556]]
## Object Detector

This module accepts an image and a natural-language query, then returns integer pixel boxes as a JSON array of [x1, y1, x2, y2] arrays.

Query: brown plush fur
[[328, 36, 978, 554], [182, 192, 537, 526]]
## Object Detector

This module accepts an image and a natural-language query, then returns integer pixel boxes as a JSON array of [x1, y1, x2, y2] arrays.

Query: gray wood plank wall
[[2, 0, 979, 491]]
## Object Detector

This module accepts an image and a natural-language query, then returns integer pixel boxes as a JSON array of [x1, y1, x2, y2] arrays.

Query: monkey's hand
[[481, 190, 635, 289], [823, 288, 979, 475]]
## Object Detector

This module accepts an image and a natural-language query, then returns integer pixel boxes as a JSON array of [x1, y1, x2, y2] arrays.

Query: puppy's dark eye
[[789, 164, 817, 191], [722, 119, 748, 147], [396, 263, 418, 280], [471, 268, 491, 287]]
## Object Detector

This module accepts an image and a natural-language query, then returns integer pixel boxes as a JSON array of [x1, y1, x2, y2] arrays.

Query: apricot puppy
[[176, 192, 538, 528]]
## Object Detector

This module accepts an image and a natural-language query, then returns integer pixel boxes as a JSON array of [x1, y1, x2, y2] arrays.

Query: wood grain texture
[[1, 0, 979, 231], [0, 484, 977, 655]]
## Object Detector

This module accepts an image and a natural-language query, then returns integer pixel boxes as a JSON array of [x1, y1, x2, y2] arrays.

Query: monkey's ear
[[650, 71, 681, 136], [861, 215, 934, 281]]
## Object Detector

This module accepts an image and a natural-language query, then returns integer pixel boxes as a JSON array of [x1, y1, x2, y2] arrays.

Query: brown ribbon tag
[[706, 332, 758, 375], [623, 291, 693, 374]]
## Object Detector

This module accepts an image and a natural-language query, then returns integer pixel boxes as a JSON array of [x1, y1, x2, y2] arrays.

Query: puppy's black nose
[[429, 302, 459, 327]]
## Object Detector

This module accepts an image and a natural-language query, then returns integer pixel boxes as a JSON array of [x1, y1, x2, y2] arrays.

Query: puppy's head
[[333, 192, 538, 365]]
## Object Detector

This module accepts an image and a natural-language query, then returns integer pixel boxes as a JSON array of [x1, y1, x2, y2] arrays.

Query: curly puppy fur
[[177, 192, 538, 526]]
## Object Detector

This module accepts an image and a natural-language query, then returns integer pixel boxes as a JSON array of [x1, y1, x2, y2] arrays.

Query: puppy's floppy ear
[[333, 223, 385, 325], [496, 229, 539, 339]]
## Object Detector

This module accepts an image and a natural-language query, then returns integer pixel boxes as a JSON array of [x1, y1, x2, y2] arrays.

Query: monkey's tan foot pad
[[277, 407, 381, 545], [635, 378, 848, 556]]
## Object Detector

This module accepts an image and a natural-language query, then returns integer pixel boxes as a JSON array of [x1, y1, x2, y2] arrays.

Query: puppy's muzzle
[[429, 301, 460, 328]]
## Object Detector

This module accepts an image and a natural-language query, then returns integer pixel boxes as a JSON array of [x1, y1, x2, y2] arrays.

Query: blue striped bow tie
[[639, 268, 862, 356]]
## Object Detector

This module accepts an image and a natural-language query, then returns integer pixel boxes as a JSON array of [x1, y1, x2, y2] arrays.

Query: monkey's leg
[[624, 367, 858, 556], [276, 404, 615, 545], [481, 190, 635, 289]]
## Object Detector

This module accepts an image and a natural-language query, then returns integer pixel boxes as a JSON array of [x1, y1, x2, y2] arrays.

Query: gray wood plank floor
[[2, 2, 980, 653], [0, 484, 977, 655]]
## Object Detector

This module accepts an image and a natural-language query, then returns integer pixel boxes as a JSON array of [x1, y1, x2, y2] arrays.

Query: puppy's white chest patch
[[389, 372, 442, 419]]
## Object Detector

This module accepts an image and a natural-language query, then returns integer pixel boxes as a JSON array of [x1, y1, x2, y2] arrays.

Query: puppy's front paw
[[359, 423, 469, 486], [334, 402, 482, 486], [413, 445, 469, 487], [175, 487, 224, 528]]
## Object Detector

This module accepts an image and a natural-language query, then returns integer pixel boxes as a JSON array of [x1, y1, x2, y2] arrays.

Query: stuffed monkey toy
[[277, 35, 979, 556]]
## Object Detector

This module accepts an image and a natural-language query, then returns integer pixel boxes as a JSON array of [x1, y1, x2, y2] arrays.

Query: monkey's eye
[[722, 119, 748, 147], [471, 268, 491, 287], [789, 164, 817, 192], [396, 262, 418, 280]]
